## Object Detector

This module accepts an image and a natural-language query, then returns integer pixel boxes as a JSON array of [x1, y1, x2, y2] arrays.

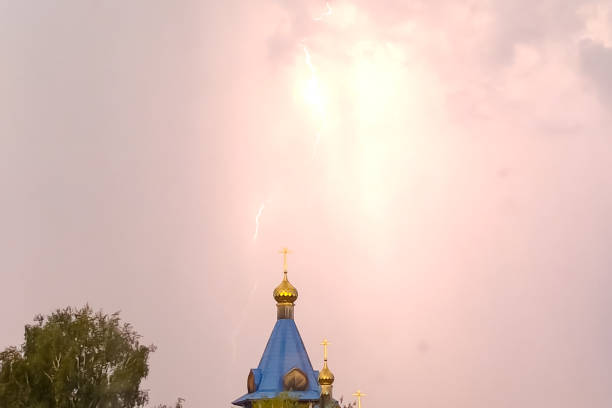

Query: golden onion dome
[[273, 271, 298, 304], [318, 361, 335, 385]]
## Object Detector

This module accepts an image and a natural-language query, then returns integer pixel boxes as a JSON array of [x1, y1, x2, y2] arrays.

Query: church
[[231, 248, 341, 408]]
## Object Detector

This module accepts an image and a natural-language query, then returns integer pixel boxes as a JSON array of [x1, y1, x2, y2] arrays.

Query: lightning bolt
[[303, 45, 316, 81], [302, 44, 324, 158], [253, 202, 265, 240], [249, 3, 333, 240], [302, 44, 328, 161], [314, 2, 332, 21]]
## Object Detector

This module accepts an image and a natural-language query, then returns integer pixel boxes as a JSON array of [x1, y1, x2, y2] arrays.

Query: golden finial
[[278, 247, 291, 273], [352, 390, 366, 408], [318, 338, 334, 386], [273, 247, 298, 305]]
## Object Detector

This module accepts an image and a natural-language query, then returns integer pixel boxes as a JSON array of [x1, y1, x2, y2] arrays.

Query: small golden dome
[[273, 271, 298, 304], [318, 361, 335, 385]]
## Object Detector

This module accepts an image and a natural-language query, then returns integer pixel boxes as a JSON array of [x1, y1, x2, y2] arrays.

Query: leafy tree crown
[[0, 305, 155, 408]]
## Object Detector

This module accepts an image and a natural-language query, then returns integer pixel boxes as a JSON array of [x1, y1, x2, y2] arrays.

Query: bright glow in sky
[[1, 1, 612, 407]]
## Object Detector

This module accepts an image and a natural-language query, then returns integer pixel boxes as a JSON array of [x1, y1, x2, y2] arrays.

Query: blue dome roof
[[232, 319, 321, 406]]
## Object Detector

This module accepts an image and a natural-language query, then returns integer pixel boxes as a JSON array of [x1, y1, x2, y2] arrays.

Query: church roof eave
[[232, 390, 321, 406]]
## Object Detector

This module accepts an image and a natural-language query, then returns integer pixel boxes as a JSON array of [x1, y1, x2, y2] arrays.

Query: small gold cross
[[321, 339, 331, 361], [278, 247, 292, 272], [352, 390, 366, 408]]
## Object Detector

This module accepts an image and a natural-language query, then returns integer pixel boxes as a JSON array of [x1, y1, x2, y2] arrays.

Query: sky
[[1, 0, 612, 407]]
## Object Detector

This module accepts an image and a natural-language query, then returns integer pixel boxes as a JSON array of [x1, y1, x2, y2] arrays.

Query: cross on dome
[[352, 390, 367, 408], [273, 247, 298, 306], [320, 339, 331, 361], [279, 247, 292, 272]]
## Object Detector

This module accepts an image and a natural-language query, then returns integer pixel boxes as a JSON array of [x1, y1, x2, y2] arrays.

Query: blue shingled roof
[[232, 319, 321, 406]]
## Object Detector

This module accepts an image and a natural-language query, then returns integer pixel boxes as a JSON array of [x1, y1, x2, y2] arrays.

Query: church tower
[[232, 248, 339, 408], [318, 339, 338, 408]]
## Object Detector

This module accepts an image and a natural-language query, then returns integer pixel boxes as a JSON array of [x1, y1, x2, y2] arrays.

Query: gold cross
[[352, 390, 366, 408], [279, 247, 292, 272], [320, 339, 331, 361]]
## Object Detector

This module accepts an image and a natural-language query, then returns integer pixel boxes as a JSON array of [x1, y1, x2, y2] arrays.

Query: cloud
[[266, 0, 609, 138], [3, 1, 612, 408], [580, 40, 612, 105]]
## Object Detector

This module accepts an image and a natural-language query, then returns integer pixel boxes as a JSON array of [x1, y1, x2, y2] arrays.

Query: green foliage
[[338, 396, 357, 408], [0, 305, 155, 408], [253, 393, 301, 408], [153, 397, 185, 408], [253, 393, 353, 408]]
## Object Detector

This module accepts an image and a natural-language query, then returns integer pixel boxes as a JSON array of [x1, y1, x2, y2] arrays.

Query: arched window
[[247, 369, 262, 393], [283, 368, 309, 391]]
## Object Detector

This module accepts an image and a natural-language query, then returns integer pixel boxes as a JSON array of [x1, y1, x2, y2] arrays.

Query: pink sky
[[1, 1, 612, 407]]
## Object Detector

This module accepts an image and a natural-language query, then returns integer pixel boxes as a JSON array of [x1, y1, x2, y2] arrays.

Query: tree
[[153, 397, 185, 408], [0, 305, 155, 408], [338, 396, 357, 408], [251, 393, 356, 408], [253, 393, 300, 408]]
